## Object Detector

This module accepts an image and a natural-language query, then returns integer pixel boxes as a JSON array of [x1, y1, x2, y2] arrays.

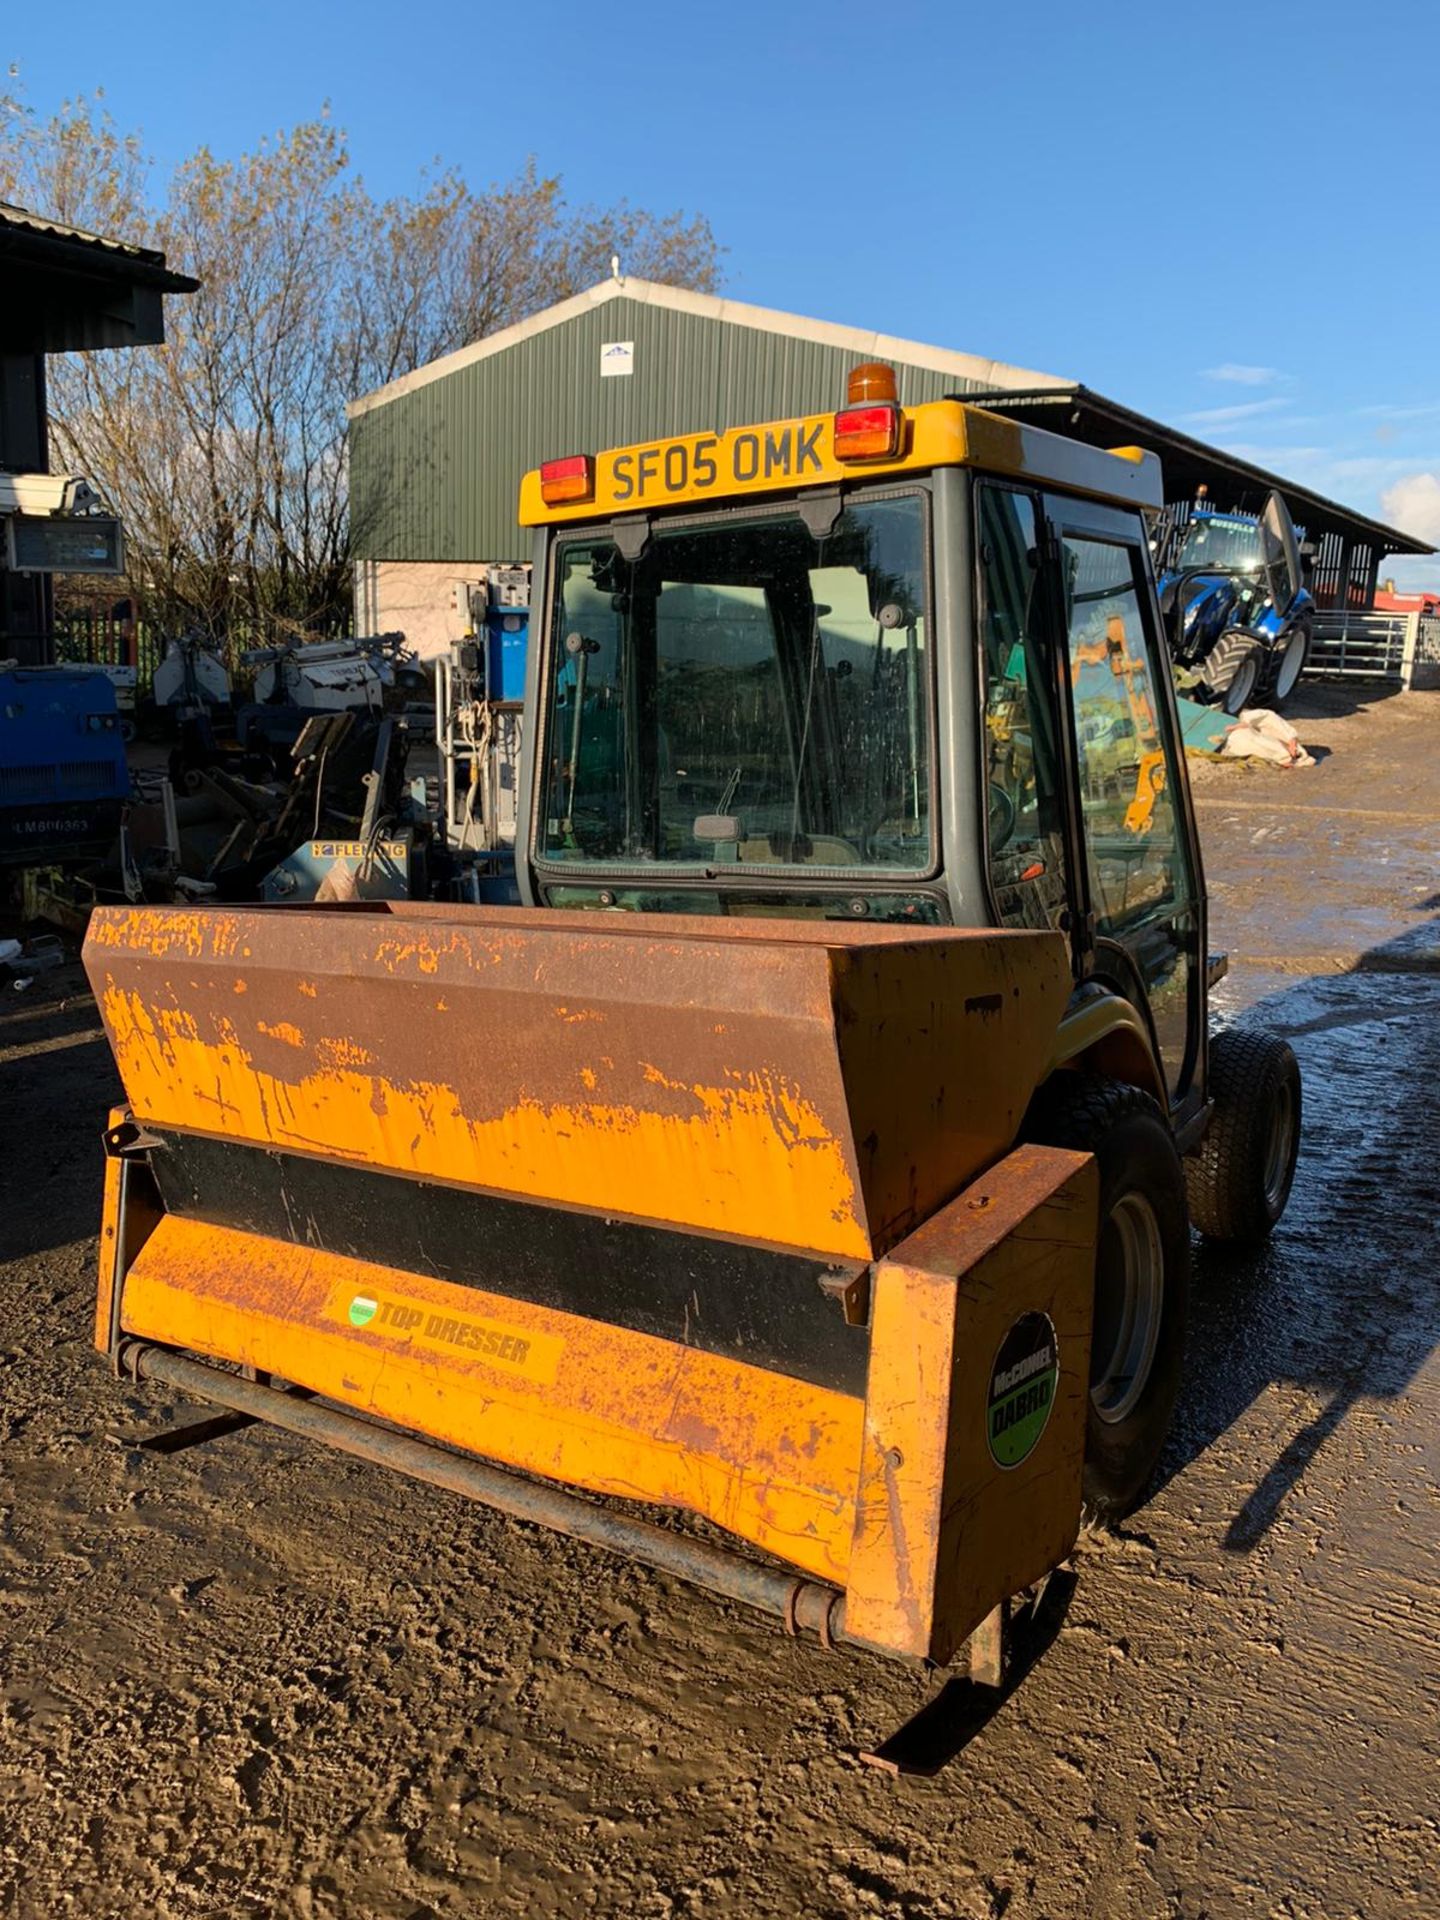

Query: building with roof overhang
[[0, 201, 197, 664], [347, 275, 1432, 657]]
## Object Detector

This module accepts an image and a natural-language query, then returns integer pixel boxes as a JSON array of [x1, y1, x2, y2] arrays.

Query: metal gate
[[1309, 611, 1440, 688]]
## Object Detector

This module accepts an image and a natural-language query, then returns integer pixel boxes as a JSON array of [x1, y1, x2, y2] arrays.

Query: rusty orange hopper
[[86, 901, 1096, 1672]]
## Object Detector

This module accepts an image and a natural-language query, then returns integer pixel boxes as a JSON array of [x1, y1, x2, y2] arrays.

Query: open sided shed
[[347, 276, 1429, 653], [978, 386, 1429, 610], [0, 202, 196, 663]]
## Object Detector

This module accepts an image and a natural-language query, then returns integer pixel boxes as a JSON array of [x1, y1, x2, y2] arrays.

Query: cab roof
[[518, 398, 1163, 528]]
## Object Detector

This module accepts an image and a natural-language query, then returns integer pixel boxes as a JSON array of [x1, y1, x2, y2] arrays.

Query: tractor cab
[[518, 366, 1208, 1137]]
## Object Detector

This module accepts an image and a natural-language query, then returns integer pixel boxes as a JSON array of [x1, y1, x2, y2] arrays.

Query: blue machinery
[[0, 664, 130, 868], [480, 566, 529, 702]]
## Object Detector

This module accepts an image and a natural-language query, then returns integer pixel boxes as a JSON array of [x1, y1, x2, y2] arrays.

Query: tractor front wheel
[[1027, 1077, 1190, 1520], [1199, 628, 1265, 716], [1261, 619, 1311, 707]]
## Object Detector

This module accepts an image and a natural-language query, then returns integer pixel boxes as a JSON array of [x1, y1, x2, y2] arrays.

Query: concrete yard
[[0, 683, 1436, 1919]]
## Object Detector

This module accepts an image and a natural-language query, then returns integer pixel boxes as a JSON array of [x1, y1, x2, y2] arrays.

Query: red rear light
[[540, 454, 594, 505], [833, 403, 901, 461]]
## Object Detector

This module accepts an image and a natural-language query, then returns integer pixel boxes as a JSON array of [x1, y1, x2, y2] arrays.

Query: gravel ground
[[1, 682, 1436, 1919]]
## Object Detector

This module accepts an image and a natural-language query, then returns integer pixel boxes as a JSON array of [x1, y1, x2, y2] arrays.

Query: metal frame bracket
[[103, 1118, 165, 1160]]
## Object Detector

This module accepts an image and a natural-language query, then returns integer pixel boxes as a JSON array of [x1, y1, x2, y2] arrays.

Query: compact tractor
[[84, 367, 1301, 1700]]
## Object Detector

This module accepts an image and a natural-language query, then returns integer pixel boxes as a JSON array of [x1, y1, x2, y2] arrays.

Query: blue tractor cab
[[1159, 491, 1312, 713], [0, 664, 131, 868]]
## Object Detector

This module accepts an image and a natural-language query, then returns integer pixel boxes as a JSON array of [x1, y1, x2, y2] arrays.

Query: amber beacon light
[[834, 362, 902, 460]]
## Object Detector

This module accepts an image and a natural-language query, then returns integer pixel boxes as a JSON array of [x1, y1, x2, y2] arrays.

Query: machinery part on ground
[[1199, 628, 1266, 716], [259, 714, 427, 904], [242, 635, 400, 714], [70, 663, 138, 739], [121, 710, 423, 905], [1185, 1029, 1302, 1244], [1, 932, 66, 982], [260, 830, 416, 904], [1025, 1076, 1190, 1519], [147, 630, 233, 731]]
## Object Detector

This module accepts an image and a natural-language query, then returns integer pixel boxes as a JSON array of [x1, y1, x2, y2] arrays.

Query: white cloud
[[1225, 444, 1329, 468], [1181, 397, 1291, 427], [1327, 456, 1426, 484], [1380, 472, 1440, 546], [1201, 363, 1283, 386], [1352, 400, 1440, 420]]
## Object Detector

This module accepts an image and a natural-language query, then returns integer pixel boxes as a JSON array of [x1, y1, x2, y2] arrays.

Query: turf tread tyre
[[1186, 1028, 1301, 1244], [1026, 1075, 1190, 1520]]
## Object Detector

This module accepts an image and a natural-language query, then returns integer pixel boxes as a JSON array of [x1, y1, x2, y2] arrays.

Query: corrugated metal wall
[[349, 298, 996, 564]]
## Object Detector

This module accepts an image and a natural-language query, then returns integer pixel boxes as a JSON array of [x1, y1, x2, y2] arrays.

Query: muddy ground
[[1, 682, 1436, 1919]]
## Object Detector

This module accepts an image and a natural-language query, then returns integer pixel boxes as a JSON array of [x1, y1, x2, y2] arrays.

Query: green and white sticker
[[348, 1295, 378, 1328], [987, 1312, 1058, 1468]]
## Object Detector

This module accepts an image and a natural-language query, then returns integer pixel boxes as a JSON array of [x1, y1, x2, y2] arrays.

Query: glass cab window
[[977, 485, 1069, 933], [1177, 512, 1262, 573], [1060, 533, 1194, 1095], [540, 494, 932, 873]]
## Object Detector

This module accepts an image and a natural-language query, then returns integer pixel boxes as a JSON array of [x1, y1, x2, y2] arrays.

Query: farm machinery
[[84, 369, 1302, 1705], [1158, 491, 1313, 713]]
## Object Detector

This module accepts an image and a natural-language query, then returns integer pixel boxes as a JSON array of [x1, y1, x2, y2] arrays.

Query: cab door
[[1044, 497, 1204, 1109]]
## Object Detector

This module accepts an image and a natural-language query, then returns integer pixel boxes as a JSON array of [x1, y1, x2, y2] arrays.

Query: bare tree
[[0, 89, 720, 646]]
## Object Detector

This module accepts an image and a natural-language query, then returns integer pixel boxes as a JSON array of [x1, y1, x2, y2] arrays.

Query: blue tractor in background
[[0, 664, 131, 875], [1158, 490, 1313, 714]]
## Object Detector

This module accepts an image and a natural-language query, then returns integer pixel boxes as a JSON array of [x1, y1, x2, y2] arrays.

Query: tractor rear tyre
[[1026, 1076, 1190, 1520], [1185, 1028, 1301, 1243], [1199, 628, 1264, 716]]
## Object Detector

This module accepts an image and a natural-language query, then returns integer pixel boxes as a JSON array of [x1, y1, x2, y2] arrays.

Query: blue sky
[[9, 0, 1440, 580]]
